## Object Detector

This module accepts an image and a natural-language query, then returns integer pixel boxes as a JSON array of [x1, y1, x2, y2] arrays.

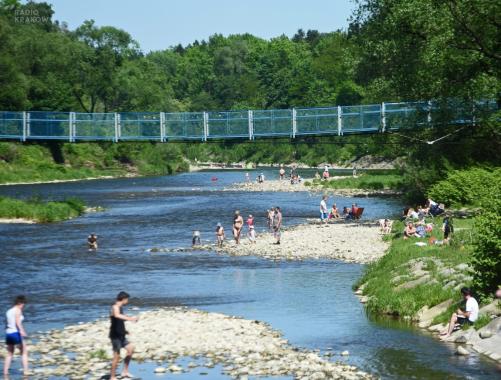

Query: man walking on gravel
[[110, 291, 138, 380]]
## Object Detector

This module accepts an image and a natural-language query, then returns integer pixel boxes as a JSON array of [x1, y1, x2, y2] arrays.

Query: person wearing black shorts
[[109, 292, 138, 380]]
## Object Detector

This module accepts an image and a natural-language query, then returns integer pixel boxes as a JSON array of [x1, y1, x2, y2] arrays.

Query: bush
[[427, 168, 500, 207], [471, 196, 501, 297]]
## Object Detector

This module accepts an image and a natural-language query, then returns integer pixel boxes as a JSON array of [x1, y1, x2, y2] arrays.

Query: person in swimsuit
[[192, 230, 201, 246], [215, 223, 225, 248], [267, 208, 275, 232], [88, 233, 98, 250], [109, 291, 138, 380], [246, 215, 256, 243], [273, 207, 282, 245], [4, 295, 29, 377], [279, 166, 285, 180], [233, 211, 244, 244]]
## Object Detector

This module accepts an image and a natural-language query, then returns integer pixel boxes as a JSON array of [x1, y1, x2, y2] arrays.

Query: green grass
[[357, 218, 475, 318], [308, 172, 403, 191], [0, 141, 189, 185], [0, 196, 86, 222], [88, 349, 110, 360]]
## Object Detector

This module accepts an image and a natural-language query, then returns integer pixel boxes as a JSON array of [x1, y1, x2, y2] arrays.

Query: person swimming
[[88, 234, 98, 250]]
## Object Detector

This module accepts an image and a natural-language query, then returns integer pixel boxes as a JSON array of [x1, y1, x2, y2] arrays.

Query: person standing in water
[[3, 296, 29, 377], [279, 165, 285, 180], [273, 207, 282, 245], [192, 230, 201, 246], [246, 214, 256, 243], [267, 208, 275, 232], [88, 233, 98, 250], [245, 172, 250, 183], [215, 222, 225, 247], [233, 211, 244, 244], [109, 291, 138, 380], [320, 195, 329, 222]]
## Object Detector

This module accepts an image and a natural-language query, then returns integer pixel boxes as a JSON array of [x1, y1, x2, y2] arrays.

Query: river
[[0, 169, 499, 379]]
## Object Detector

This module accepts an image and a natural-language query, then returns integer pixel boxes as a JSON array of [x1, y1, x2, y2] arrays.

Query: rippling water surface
[[1, 169, 500, 379]]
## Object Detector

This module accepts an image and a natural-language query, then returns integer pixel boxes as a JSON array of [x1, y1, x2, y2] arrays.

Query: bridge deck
[[0, 100, 496, 142]]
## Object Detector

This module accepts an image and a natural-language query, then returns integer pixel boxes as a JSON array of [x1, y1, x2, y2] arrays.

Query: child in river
[[215, 223, 225, 248], [87, 234, 98, 251], [246, 214, 256, 243], [192, 230, 201, 246]]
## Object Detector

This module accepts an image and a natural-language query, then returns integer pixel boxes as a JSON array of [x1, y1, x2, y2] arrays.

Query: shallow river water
[[0, 169, 500, 379]]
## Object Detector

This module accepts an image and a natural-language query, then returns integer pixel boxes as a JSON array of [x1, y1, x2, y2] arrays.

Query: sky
[[46, 0, 356, 52]]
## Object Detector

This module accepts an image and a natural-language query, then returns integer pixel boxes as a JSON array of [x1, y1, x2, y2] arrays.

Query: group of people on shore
[[3, 292, 138, 380], [320, 195, 362, 222], [402, 198, 452, 244], [189, 207, 283, 249]]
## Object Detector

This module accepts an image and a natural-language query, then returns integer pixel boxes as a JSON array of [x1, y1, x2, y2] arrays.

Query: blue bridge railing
[[0, 100, 497, 142]]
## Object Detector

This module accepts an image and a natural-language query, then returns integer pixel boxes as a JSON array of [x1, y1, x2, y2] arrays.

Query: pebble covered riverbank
[[225, 179, 401, 197], [13, 308, 374, 380], [150, 221, 389, 264]]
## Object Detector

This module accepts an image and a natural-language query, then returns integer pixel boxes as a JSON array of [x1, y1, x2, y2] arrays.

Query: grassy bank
[[305, 171, 403, 191], [356, 217, 495, 329], [0, 142, 189, 184], [0, 196, 86, 222]]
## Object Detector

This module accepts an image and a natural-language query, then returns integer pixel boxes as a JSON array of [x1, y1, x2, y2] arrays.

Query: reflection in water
[[0, 170, 500, 379]]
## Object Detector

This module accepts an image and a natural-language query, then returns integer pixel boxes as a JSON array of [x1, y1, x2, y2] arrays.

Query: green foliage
[[471, 196, 501, 297], [315, 173, 403, 191], [427, 168, 501, 207], [88, 349, 109, 360], [0, 195, 87, 222]]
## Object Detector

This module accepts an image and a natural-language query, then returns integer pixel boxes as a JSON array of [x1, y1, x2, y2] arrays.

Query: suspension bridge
[[0, 100, 496, 143]]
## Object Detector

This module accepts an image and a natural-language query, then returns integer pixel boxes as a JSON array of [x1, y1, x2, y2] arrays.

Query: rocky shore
[[225, 179, 401, 197], [13, 307, 374, 380], [151, 221, 388, 264]]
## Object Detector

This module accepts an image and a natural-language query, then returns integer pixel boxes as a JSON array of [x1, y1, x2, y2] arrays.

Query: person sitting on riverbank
[[379, 219, 393, 234], [441, 287, 478, 338], [406, 208, 419, 220], [3, 295, 29, 377], [350, 203, 359, 218], [426, 199, 445, 216], [88, 233, 98, 251], [342, 206, 350, 218], [233, 211, 244, 244], [403, 222, 420, 239], [109, 291, 138, 380], [320, 196, 329, 222], [215, 223, 225, 248], [192, 230, 201, 247], [329, 203, 340, 219]]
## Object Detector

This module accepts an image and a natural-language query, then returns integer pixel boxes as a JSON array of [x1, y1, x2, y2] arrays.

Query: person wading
[[3, 295, 29, 377], [109, 291, 138, 380], [273, 207, 282, 245], [233, 211, 244, 244]]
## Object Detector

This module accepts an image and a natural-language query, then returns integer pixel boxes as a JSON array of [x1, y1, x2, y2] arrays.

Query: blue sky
[[46, 0, 355, 52]]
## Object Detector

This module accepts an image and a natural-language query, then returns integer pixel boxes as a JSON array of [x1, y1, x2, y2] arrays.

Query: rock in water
[[154, 367, 166, 373], [456, 346, 470, 356], [341, 350, 350, 356]]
